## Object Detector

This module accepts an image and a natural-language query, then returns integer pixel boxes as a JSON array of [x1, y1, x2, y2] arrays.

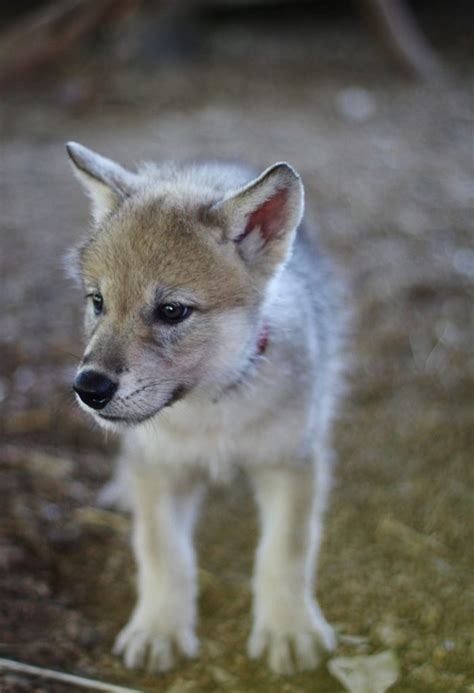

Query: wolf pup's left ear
[[211, 162, 304, 273], [66, 142, 139, 224]]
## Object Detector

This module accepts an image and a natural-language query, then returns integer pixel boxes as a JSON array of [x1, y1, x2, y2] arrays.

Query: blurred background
[[0, 1, 473, 691]]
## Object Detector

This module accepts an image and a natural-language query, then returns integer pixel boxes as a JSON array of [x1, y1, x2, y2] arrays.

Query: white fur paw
[[113, 614, 198, 673], [248, 601, 336, 674]]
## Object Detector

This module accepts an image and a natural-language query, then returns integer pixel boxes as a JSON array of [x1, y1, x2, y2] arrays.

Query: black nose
[[73, 370, 117, 410]]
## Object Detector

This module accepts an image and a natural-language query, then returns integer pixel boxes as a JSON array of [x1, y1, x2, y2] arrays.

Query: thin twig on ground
[[0, 657, 142, 693]]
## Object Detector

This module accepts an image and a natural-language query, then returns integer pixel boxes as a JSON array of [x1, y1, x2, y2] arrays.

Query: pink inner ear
[[239, 188, 289, 243]]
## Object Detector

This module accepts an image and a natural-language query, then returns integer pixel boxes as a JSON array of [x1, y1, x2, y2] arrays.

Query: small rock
[[420, 604, 441, 630], [46, 524, 82, 549], [411, 663, 437, 686], [202, 638, 223, 658], [373, 618, 407, 648], [432, 646, 447, 663], [13, 366, 36, 392], [29, 451, 73, 479], [79, 625, 102, 649], [453, 248, 474, 278], [0, 543, 27, 570], [210, 665, 238, 688], [337, 87, 376, 122], [166, 680, 200, 693], [40, 502, 62, 522]]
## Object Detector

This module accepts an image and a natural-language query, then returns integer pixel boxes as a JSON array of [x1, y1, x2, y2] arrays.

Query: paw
[[248, 600, 336, 674], [113, 612, 198, 673]]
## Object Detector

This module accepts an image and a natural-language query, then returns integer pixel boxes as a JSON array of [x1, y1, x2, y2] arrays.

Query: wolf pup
[[66, 142, 346, 675]]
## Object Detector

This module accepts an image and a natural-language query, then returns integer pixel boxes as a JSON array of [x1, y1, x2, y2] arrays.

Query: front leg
[[248, 459, 336, 674], [114, 464, 206, 673]]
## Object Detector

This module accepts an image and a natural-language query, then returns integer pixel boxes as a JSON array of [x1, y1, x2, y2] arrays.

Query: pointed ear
[[211, 162, 304, 272], [66, 142, 139, 223]]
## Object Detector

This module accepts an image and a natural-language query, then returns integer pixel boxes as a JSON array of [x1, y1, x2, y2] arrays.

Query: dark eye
[[155, 303, 192, 324], [87, 292, 103, 316]]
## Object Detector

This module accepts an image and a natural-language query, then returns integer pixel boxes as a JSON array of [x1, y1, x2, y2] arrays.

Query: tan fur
[[66, 142, 347, 675]]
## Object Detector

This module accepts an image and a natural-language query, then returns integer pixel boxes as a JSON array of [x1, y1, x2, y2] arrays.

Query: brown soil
[[0, 7, 473, 692]]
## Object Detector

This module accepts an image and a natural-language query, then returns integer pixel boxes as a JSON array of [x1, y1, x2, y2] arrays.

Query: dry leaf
[[328, 650, 399, 693]]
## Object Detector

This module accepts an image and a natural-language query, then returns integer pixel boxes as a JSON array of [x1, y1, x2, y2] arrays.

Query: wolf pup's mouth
[[97, 384, 189, 426]]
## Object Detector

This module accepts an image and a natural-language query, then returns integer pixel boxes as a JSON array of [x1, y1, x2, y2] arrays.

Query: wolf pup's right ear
[[211, 162, 304, 276], [66, 142, 139, 224]]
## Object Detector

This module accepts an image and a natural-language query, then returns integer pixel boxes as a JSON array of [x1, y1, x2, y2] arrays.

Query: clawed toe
[[248, 629, 330, 674], [113, 621, 198, 673], [248, 610, 336, 674]]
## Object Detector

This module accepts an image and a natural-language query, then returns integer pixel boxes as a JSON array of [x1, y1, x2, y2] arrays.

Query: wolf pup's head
[[66, 143, 304, 428]]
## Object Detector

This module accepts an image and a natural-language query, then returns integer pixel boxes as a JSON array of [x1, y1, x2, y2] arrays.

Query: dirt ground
[[0, 5, 473, 692]]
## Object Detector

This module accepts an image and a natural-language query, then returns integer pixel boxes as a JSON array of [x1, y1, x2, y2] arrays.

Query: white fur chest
[[126, 373, 311, 480]]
